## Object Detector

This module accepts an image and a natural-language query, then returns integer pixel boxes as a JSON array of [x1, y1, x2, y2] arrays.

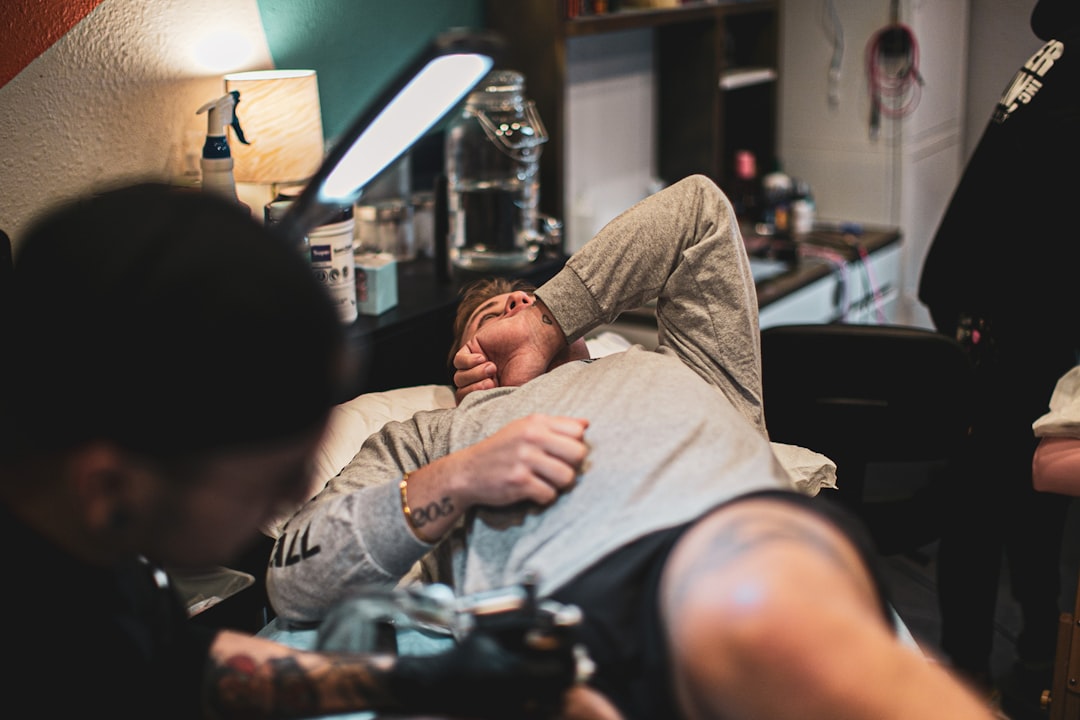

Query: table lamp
[[224, 69, 325, 198], [273, 30, 503, 244]]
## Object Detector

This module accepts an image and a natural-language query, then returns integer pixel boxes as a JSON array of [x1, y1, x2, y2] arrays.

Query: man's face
[[462, 290, 556, 388], [462, 291, 537, 345], [464, 290, 539, 350], [147, 428, 324, 568], [461, 289, 593, 389]]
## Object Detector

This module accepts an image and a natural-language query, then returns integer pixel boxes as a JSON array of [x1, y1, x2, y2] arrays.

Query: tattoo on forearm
[[207, 652, 398, 717], [412, 496, 454, 529]]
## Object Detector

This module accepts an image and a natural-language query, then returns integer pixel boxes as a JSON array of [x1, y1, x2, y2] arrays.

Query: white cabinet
[[759, 241, 901, 328]]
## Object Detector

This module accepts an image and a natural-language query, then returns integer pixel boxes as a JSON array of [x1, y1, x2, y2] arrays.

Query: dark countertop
[[750, 225, 901, 308]]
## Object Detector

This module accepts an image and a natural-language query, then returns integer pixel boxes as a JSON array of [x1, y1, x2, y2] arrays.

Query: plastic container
[[266, 196, 357, 323], [307, 205, 358, 324]]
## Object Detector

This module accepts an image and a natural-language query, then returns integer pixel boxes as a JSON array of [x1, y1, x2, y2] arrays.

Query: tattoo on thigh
[[669, 512, 856, 604]]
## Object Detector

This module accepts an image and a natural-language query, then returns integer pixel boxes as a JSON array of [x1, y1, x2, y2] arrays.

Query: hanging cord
[[801, 229, 888, 324], [821, 0, 844, 108], [797, 243, 852, 321], [865, 1, 923, 139], [852, 241, 888, 324]]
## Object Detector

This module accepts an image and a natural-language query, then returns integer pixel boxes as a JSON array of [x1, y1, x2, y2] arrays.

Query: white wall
[[0, 0, 272, 247], [777, 1, 909, 227], [0, 0, 1045, 267], [564, 29, 658, 253], [777, 0, 970, 328], [776, 0, 1042, 328], [962, 0, 1040, 159]]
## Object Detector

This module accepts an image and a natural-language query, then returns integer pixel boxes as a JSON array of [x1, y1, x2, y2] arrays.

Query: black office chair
[[0, 229, 10, 274], [760, 323, 975, 555]]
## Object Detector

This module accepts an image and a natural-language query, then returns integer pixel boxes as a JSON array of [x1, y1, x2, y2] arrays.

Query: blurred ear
[[67, 443, 137, 534]]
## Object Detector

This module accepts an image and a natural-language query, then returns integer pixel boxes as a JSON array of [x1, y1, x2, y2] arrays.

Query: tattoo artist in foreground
[[0, 183, 589, 719], [267, 175, 997, 719]]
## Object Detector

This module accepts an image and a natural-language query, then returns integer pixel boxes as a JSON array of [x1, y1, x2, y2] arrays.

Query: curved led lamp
[[274, 29, 503, 243]]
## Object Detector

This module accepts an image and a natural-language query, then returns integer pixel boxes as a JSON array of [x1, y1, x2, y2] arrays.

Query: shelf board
[[565, 0, 774, 37], [719, 66, 777, 90]]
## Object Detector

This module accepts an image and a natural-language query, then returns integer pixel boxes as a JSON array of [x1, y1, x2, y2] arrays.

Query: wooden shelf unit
[[484, 0, 779, 221]]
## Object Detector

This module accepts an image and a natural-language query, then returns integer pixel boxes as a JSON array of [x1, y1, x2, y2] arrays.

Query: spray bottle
[[196, 91, 249, 205]]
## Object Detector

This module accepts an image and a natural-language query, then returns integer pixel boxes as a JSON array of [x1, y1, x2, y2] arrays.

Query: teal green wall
[[256, 0, 484, 144]]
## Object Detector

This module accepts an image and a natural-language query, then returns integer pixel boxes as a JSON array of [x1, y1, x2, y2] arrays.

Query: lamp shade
[[224, 69, 325, 185]]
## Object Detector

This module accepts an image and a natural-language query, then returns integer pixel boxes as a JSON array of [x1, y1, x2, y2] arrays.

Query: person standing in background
[[918, 1, 1080, 716]]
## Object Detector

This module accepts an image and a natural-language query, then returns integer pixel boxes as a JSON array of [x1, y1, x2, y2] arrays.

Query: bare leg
[[659, 497, 997, 720], [559, 685, 624, 720]]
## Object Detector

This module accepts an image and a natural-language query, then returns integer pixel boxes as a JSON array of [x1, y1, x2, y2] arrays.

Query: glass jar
[[353, 203, 380, 254], [411, 191, 436, 259], [445, 69, 547, 270], [375, 198, 415, 262]]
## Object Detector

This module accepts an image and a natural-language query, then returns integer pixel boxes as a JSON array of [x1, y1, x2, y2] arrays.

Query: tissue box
[[354, 252, 398, 316]]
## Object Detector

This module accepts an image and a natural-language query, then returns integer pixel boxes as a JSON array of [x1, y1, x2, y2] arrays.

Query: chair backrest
[[760, 323, 974, 553]]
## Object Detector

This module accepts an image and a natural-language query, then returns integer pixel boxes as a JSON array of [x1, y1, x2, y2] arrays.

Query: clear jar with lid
[[444, 69, 547, 270]]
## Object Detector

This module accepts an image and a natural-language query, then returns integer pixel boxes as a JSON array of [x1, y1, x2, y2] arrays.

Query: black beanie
[[1, 182, 346, 460]]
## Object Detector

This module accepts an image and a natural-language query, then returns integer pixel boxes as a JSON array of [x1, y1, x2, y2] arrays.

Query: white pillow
[[1033, 365, 1080, 438], [261, 334, 837, 537], [260, 384, 456, 538], [772, 442, 837, 495]]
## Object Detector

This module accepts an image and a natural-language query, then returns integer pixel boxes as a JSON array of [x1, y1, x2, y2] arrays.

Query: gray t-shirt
[[267, 175, 795, 624]]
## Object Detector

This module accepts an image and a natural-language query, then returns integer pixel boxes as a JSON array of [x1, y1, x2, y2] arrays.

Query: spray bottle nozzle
[[196, 91, 249, 204], [197, 91, 249, 156]]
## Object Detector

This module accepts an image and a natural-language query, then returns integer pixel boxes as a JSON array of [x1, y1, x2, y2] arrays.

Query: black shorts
[[548, 490, 894, 719]]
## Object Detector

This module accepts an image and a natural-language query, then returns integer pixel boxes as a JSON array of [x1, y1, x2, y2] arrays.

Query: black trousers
[[934, 316, 1076, 675]]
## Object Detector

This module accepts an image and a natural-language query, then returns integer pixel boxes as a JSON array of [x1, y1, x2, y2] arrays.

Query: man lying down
[[267, 175, 996, 719]]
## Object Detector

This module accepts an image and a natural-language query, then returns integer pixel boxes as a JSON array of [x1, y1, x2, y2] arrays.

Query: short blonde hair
[[448, 277, 537, 380]]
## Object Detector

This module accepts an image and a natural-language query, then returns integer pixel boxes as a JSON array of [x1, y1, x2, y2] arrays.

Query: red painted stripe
[[0, 0, 105, 88]]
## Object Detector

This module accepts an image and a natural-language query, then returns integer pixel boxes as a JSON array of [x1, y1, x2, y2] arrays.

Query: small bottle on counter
[[375, 198, 415, 262], [729, 149, 761, 224], [791, 180, 816, 237]]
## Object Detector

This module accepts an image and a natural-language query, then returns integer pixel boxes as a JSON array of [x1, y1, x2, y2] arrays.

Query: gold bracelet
[[399, 473, 432, 543]]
